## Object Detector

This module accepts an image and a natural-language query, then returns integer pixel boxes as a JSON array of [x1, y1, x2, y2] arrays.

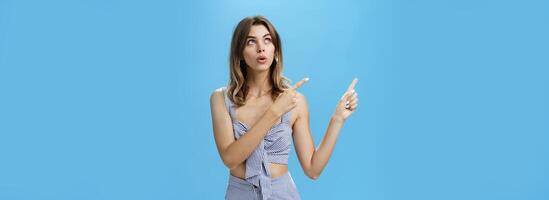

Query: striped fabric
[[225, 172, 300, 200], [223, 87, 293, 200]]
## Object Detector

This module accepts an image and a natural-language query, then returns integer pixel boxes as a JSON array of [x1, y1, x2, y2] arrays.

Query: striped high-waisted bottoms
[[225, 172, 301, 200]]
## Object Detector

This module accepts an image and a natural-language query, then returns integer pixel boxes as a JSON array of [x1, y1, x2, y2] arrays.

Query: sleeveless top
[[223, 87, 293, 200]]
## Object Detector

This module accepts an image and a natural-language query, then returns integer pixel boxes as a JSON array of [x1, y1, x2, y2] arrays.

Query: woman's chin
[[249, 63, 271, 72]]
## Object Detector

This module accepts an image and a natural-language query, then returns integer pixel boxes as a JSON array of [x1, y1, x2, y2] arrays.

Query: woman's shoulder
[[294, 91, 309, 112], [296, 91, 306, 100], [210, 87, 227, 103]]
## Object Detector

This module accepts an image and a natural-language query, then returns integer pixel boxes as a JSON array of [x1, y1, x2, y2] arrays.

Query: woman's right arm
[[210, 79, 308, 170], [210, 89, 280, 170]]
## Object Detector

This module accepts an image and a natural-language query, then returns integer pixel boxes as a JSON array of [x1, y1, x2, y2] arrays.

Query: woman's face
[[242, 25, 275, 72]]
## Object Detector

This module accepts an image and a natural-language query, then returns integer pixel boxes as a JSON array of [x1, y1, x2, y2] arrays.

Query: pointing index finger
[[292, 77, 309, 90], [347, 78, 358, 91]]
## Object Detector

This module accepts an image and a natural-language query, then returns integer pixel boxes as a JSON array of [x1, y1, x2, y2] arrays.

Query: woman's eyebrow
[[246, 34, 271, 39]]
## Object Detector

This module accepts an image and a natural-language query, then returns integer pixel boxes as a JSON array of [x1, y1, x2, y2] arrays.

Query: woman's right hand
[[270, 77, 309, 116]]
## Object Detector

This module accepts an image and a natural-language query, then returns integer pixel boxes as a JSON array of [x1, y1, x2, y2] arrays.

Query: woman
[[210, 15, 359, 200]]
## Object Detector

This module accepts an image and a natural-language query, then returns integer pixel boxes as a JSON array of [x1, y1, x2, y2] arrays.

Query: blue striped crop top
[[223, 87, 293, 200]]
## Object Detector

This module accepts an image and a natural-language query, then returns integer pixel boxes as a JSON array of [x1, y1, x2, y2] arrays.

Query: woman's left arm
[[292, 79, 359, 180]]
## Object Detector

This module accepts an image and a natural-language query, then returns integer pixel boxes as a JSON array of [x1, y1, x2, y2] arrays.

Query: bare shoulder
[[210, 87, 225, 106], [296, 92, 307, 103]]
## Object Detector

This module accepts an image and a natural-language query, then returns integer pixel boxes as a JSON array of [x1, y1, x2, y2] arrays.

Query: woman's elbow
[[224, 162, 239, 170], [305, 170, 320, 180], [221, 154, 239, 170]]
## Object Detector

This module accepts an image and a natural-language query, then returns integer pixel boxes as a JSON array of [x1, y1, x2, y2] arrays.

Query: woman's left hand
[[333, 78, 359, 121]]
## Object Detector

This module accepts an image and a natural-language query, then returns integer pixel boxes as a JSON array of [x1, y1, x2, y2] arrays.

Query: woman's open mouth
[[256, 55, 267, 64]]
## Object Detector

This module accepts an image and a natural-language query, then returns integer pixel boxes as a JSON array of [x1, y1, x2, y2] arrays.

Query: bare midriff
[[230, 162, 288, 179]]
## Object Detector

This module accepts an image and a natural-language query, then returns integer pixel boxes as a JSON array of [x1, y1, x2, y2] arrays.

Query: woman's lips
[[256, 56, 267, 64]]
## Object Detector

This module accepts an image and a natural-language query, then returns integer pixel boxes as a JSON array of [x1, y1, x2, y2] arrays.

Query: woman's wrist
[[331, 114, 345, 124], [268, 106, 283, 118]]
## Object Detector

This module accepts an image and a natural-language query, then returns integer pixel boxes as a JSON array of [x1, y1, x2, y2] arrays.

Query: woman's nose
[[256, 42, 265, 53]]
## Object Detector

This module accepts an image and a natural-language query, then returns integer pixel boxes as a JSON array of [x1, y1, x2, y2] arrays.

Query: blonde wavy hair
[[227, 15, 290, 107]]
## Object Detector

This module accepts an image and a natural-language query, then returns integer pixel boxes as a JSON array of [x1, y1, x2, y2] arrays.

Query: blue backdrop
[[1, 0, 548, 199]]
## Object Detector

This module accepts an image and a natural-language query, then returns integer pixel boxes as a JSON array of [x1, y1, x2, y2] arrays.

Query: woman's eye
[[247, 40, 256, 45], [264, 38, 272, 44]]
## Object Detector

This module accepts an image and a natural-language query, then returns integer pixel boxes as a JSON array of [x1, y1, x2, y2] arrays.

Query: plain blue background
[[1, 0, 548, 199]]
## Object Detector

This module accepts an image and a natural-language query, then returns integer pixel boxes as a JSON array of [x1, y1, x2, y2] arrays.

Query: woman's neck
[[246, 69, 272, 98]]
